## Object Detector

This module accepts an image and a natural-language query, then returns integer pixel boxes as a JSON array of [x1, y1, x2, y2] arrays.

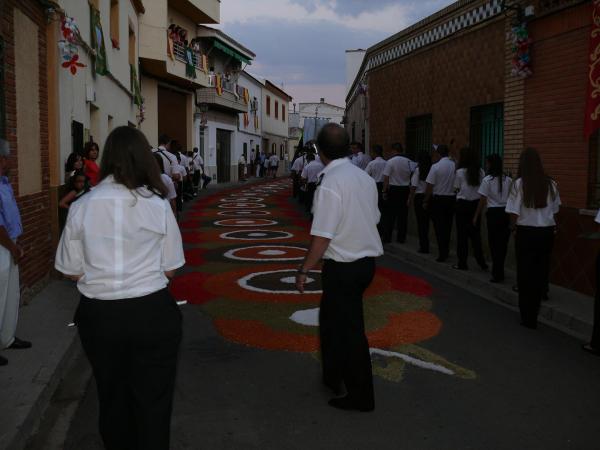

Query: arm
[[382, 175, 390, 200], [423, 183, 434, 209], [509, 213, 518, 233], [408, 186, 416, 207], [0, 225, 23, 264], [59, 191, 77, 210], [295, 236, 331, 293], [473, 197, 487, 226]]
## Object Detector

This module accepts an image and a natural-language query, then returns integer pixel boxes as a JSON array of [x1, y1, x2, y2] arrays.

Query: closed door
[[216, 129, 231, 183]]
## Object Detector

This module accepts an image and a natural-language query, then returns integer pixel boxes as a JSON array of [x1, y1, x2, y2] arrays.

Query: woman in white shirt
[[408, 151, 432, 253], [55, 127, 185, 449], [506, 148, 560, 329], [453, 147, 487, 271], [154, 152, 177, 214], [474, 154, 512, 283]]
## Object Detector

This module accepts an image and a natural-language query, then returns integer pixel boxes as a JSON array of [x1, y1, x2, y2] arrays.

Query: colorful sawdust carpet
[[171, 179, 475, 382]]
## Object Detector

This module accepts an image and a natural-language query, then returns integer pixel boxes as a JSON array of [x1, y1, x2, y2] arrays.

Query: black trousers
[[414, 193, 430, 252], [486, 207, 511, 281], [305, 182, 317, 213], [515, 226, 555, 327], [376, 182, 384, 236], [455, 199, 485, 268], [292, 173, 300, 198], [431, 195, 456, 260], [382, 185, 409, 243], [592, 252, 600, 348], [75, 289, 182, 450], [320, 257, 375, 408]]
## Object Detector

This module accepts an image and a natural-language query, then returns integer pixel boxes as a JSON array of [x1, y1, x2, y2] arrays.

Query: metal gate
[[470, 103, 504, 164], [405, 114, 432, 160]]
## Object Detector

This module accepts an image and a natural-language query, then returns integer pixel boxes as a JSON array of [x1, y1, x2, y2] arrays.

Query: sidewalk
[[0, 178, 267, 450], [385, 236, 594, 341]]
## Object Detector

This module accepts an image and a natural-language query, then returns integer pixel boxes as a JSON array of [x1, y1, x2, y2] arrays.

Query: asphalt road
[[61, 182, 600, 450]]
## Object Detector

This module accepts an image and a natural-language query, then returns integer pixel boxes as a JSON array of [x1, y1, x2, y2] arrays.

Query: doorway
[[158, 86, 188, 150], [216, 128, 231, 183]]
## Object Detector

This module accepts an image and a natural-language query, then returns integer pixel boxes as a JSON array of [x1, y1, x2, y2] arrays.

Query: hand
[[382, 192, 388, 201], [66, 274, 83, 281], [295, 273, 307, 293], [10, 244, 24, 265]]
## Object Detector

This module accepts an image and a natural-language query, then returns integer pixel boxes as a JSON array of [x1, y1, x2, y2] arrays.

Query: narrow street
[[62, 179, 600, 450]]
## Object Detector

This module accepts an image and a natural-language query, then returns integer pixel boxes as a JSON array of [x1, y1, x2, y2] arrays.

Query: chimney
[[320, 98, 325, 103]]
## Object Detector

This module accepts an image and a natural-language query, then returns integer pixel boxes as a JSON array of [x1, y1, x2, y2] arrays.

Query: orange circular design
[[203, 265, 392, 304], [214, 218, 277, 227]]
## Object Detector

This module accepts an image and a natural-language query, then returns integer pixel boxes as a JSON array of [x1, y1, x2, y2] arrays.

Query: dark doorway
[[216, 129, 231, 183], [158, 86, 188, 149]]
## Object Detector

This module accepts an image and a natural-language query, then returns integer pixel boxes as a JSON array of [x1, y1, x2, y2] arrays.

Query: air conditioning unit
[[86, 85, 96, 103]]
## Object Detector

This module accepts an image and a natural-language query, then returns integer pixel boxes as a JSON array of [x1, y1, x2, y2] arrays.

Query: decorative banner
[[510, 23, 532, 78], [90, 5, 108, 75], [585, 0, 600, 138], [185, 45, 197, 79], [216, 74, 223, 96], [58, 16, 86, 75], [130, 64, 143, 106]]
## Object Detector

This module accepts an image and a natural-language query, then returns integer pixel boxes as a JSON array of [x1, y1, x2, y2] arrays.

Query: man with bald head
[[0, 139, 31, 366]]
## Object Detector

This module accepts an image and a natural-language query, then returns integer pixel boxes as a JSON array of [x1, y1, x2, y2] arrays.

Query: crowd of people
[[245, 149, 281, 179], [290, 138, 566, 332]]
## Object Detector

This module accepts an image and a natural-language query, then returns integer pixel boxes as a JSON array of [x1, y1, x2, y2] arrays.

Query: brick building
[[347, 0, 600, 294], [0, 0, 54, 295]]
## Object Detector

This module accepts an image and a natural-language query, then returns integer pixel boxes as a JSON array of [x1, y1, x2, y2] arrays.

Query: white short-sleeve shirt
[[383, 155, 413, 186], [161, 174, 177, 200], [365, 157, 387, 183], [505, 178, 561, 227], [454, 168, 485, 201], [410, 167, 427, 194], [301, 160, 325, 184], [291, 155, 306, 173], [311, 158, 383, 262], [425, 157, 456, 196], [55, 176, 185, 300], [478, 175, 511, 207], [153, 146, 178, 178]]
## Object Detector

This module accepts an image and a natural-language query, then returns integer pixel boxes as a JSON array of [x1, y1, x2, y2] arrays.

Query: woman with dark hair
[[453, 147, 487, 271], [506, 148, 560, 329], [64, 152, 84, 184], [55, 126, 184, 449], [408, 151, 432, 253], [474, 154, 512, 282], [83, 141, 100, 186], [59, 170, 90, 209], [154, 152, 177, 214]]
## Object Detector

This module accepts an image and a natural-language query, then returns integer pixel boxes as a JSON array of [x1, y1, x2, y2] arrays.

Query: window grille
[[470, 103, 504, 165], [405, 114, 432, 160]]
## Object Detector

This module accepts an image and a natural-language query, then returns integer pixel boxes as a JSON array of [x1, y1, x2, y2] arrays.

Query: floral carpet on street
[[171, 179, 475, 382]]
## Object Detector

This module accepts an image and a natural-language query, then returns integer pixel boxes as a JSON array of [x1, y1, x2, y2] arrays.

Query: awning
[[213, 40, 252, 65]]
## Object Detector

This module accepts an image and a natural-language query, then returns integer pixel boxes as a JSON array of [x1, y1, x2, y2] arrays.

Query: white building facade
[[262, 80, 292, 171], [236, 71, 263, 169]]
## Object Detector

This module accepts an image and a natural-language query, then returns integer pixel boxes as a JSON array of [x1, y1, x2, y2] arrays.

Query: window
[[282, 105, 285, 122], [275, 100, 279, 119], [470, 103, 504, 164], [128, 25, 136, 65], [406, 114, 432, 160], [0, 37, 5, 139], [266, 96, 271, 116], [110, 0, 120, 49], [243, 142, 247, 159]]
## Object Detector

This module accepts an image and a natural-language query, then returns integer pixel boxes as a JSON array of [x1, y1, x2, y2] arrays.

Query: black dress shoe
[[323, 379, 343, 396], [328, 396, 374, 412], [8, 337, 32, 349], [582, 344, 600, 356], [0, 355, 7, 366], [489, 278, 504, 284], [452, 264, 468, 271], [435, 256, 447, 263], [417, 249, 429, 254], [520, 321, 537, 330]]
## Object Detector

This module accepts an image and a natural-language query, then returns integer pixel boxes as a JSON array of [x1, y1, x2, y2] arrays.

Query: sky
[[217, 0, 456, 107]]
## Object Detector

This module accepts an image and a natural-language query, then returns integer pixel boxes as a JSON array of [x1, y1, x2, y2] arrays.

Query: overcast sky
[[217, 0, 455, 107]]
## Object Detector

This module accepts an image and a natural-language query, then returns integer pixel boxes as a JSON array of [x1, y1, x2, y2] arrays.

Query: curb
[[385, 243, 593, 341]]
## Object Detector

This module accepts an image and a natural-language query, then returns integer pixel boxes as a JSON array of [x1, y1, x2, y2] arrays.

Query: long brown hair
[[517, 147, 555, 208], [99, 127, 168, 198], [458, 146, 481, 186]]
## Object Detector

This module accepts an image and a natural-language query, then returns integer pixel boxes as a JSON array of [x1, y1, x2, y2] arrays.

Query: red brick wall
[[369, 19, 506, 156], [524, 2, 592, 209], [1, 0, 52, 291]]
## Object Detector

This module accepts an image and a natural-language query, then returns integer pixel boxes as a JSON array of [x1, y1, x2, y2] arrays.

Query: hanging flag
[[185, 45, 196, 79], [167, 30, 174, 60], [130, 64, 143, 106], [90, 5, 108, 75], [254, 114, 259, 129], [202, 54, 208, 73], [585, 0, 600, 138], [216, 74, 223, 96]]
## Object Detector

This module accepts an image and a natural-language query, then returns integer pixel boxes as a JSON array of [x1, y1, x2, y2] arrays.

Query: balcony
[[197, 75, 249, 114], [169, 0, 220, 24]]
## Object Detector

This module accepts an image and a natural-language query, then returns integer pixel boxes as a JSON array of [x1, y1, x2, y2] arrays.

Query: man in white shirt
[[424, 144, 456, 262], [153, 134, 178, 180], [351, 142, 371, 170], [291, 150, 307, 200], [300, 152, 324, 214], [295, 124, 382, 412], [365, 145, 387, 235], [269, 152, 279, 178], [381, 143, 413, 244]]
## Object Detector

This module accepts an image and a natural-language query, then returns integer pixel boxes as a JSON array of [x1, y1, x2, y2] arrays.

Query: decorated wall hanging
[[185, 45, 197, 79], [585, 0, 600, 138], [130, 64, 143, 106], [510, 23, 532, 78], [90, 5, 108, 75], [216, 74, 223, 96], [58, 16, 86, 75]]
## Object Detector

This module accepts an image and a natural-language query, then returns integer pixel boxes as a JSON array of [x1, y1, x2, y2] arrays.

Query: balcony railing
[[172, 41, 204, 71]]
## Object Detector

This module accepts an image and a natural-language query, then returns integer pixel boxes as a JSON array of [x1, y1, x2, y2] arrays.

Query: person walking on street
[[381, 143, 413, 244], [474, 154, 512, 283], [351, 142, 371, 170], [506, 148, 560, 329], [453, 147, 487, 271], [83, 141, 101, 187], [424, 144, 456, 262], [365, 145, 387, 235], [269, 152, 279, 178], [55, 127, 185, 449], [295, 124, 383, 412], [0, 139, 31, 367], [300, 152, 324, 214], [408, 151, 432, 254]]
